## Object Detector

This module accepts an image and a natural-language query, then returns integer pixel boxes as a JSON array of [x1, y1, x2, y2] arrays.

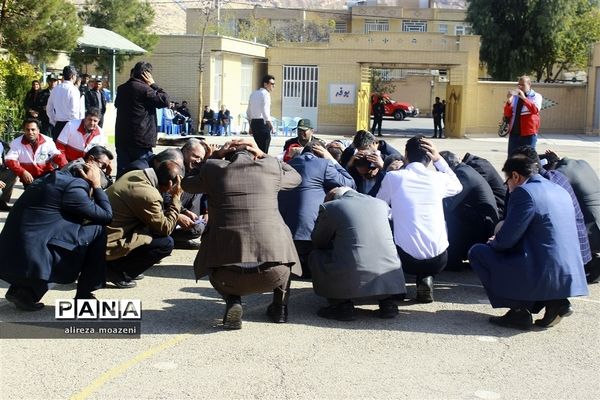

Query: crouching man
[[309, 187, 406, 321], [0, 162, 112, 310], [469, 155, 588, 330], [182, 138, 302, 330]]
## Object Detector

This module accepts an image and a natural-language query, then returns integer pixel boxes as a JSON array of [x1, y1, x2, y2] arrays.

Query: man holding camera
[[504, 75, 542, 156]]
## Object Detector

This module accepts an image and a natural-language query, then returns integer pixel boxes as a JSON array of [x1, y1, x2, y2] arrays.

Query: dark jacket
[[279, 153, 355, 241], [555, 157, 600, 248], [115, 78, 169, 149], [0, 170, 112, 282], [309, 190, 406, 299], [85, 88, 107, 115], [462, 152, 506, 218]]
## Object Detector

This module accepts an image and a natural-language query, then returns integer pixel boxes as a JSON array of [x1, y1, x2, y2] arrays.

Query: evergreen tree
[[467, 0, 573, 81], [74, 0, 157, 74], [0, 0, 82, 63]]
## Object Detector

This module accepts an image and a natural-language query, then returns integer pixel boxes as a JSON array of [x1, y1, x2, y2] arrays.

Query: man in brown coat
[[105, 160, 183, 288], [182, 139, 302, 330]]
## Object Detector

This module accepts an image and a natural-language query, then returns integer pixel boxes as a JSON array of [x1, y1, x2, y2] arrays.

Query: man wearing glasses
[[247, 74, 275, 154]]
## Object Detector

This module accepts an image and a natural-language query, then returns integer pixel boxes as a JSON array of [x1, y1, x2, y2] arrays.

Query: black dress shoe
[[489, 308, 533, 330], [0, 201, 11, 212], [223, 296, 243, 330], [125, 273, 145, 281], [317, 301, 355, 321], [75, 292, 97, 300], [535, 299, 573, 328], [174, 239, 202, 250], [377, 298, 399, 319], [106, 270, 137, 289], [416, 276, 434, 303], [585, 256, 600, 284], [5, 292, 44, 311], [266, 303, 288, 323]]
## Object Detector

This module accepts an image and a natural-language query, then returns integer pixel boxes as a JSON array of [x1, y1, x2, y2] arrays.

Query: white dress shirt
[[377, 158, 463, 260], [246, 87, 271, 122], [47, 81, 83, 125]]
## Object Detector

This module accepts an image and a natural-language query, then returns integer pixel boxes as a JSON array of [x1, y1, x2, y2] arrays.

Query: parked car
[[371, 94, 419, 121]]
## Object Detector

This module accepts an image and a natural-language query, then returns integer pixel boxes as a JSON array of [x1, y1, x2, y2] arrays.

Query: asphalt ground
[[1, 122, 599, 400]]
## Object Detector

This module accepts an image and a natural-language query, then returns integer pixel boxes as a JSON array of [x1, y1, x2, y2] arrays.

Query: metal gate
[[282, 65, 319, 128], [356, 65, 371, 131]]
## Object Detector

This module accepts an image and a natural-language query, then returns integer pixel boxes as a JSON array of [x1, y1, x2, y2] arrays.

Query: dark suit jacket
[[115, 78, 169, 149], [182, 152, 302, 278], [279, 153, 355, 241], [555, 157, 600, 247], [444, 163, 499, 236], [469, 175, 588, 302], [0, 170, 112, 282], [309, 190, 405, 299], [85, 88, 107, 115], [462, 152, 506, 218]]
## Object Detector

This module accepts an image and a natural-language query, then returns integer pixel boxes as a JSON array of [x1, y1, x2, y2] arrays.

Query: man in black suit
[[85, 79, 107, 127], [462, 152, 506, 219], [542, 151, 600, 283], [439, 151, 499, 270], [0, 162, 112, 310]]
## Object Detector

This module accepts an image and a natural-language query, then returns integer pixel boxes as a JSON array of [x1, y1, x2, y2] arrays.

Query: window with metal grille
[[283, 65, 318, 108], [364, 19, 389, 33], [455, 24, 473, 35], [334, 21, 347, 33], [402, 20, 427, 32]]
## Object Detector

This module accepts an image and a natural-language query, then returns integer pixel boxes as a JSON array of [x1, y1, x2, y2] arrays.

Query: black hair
[[85, 107, 101, 119], [156, 160, 182, 187], [405, 135, 430, 165], [510, 145, 541, 173], [352, 130, 376, 149], [84, 145, 114, 161], [502, 154, 536, 179], [383, 153, 404, 171], [439, 150, 460, 169], [62, 65, 78, 80], [22, 118, 41, 129], [132, 61, 153, 80], [262, 74, 275, 85]]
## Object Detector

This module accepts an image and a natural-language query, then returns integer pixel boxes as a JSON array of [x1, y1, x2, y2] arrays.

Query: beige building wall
[[470, 82, 587, 135], [116, 35, 267, 131], [585, 42, 600, 135], [268, 32, 479, 136], [386, 76, 448, 115]]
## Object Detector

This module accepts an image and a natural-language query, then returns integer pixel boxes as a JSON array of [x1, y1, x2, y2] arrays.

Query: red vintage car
[[371, 94, 419, 121]]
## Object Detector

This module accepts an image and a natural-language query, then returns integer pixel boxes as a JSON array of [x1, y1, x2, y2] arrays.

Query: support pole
[[111, 49, 117, 103]]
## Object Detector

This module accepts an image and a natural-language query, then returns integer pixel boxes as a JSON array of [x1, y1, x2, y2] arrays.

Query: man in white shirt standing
[[246, 74, 275, 154], [377, 135, 462, 303], [47, 65, 84, 141]]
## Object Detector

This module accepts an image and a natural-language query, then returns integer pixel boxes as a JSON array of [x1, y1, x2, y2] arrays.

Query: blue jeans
[[508, 133, 537, 157]]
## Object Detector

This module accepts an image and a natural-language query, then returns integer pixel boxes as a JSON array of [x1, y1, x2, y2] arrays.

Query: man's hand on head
[[79, 163, 102, 189], [419, 138, 440, 162], [312, 143, 334, 161], [141, 71, 155, 86], [169, 175, 183, 198]]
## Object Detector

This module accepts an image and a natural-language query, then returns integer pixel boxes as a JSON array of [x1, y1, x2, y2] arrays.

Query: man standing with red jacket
[[504, 75, 542, 157]]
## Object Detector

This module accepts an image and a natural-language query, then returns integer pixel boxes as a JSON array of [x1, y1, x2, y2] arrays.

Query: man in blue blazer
[[279, 143, 355, 277], [0, 163, 112, 310], [469, 155, 588, 330]]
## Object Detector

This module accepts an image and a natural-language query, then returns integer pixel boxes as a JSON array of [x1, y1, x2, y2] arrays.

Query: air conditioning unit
[[438, 76, 449, 83]]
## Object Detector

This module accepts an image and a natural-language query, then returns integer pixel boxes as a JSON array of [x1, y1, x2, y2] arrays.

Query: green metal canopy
[[77, 26, 147, 54], [76, 26, 147, 101]]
